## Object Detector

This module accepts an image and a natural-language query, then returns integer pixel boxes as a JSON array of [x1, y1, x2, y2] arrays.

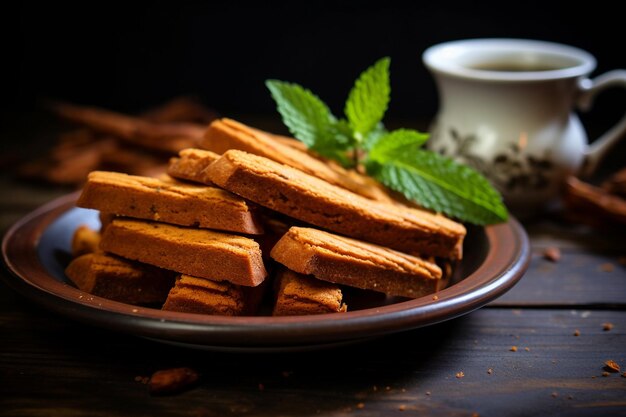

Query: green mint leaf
[[307, 119, 354, 165], [266, 79, 336, 149], [362, 122, 388, 151], [313, 118, 352, 152], [368, 149, 508, 225], [345, 57, 391, 137], [368, 128, 429, 157]]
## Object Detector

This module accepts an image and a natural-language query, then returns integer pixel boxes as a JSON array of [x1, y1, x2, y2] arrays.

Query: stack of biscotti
[[66, 170, 268, 315], [66, 117, 466, 316]]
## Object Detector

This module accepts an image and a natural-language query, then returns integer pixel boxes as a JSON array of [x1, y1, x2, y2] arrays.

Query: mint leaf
[[345, 57, 391, 138], [362, 122, 388, 151], [368, 128, 429, 156], [266, 80, 335, 149], [368, 149, 508, 225]]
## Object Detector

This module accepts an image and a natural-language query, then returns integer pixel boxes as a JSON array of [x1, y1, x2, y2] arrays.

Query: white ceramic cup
[[423, 38, 626, 214]]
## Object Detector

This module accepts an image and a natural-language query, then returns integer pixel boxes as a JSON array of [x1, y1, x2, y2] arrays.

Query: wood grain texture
[[1, 285, 624, 417], [491, 248, 626, 307]]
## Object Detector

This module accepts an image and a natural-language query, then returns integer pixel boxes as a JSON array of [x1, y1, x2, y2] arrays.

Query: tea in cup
[[423, 39, 626, 214]]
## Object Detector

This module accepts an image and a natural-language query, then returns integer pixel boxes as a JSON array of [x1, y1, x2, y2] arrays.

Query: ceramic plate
[[2, 192, 530, 351]]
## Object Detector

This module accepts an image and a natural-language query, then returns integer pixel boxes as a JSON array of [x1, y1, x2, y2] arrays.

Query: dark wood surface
[[1, 177, 625, 417]]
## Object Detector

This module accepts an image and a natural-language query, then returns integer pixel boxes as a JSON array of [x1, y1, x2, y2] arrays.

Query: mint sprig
[[266, 58, 508, 225], [345, 57, 391, 141]]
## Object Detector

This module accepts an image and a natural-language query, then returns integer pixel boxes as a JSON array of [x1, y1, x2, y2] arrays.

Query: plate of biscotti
[[2, 118, 530, 351]]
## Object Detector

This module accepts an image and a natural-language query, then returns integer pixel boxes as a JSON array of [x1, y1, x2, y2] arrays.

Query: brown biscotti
[[162, 274, 264, 316], [100, 218, 267, 286], [205, 150, 466, 259], [71, 225, 101, 256], [99, 212, 116, 232], [77, 171, 263, 234], [270, 227, 444, 298], [167, 148, 220, 184], [273, 268, 347, 316], [65, 252, 176, 304], [51, 101, 204, 153], [201, 118, 392, 202]]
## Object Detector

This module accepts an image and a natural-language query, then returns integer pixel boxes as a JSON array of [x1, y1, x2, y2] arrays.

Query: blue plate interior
[[37, 208, 101, 283]]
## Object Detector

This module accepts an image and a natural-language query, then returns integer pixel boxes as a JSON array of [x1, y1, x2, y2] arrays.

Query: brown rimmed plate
[[2, 192, 530, 352]]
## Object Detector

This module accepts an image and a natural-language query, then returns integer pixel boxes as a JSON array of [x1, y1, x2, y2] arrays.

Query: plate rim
[[2, 192, 530, 348]]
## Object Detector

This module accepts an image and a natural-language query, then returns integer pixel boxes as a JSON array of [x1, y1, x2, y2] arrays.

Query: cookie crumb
[[356, 403, 365, 409], [398, 405, 406, 411], [604, 360, 620, 373], [487, 368, 493, 375], [149, 367, 200, 396], [455, 371, 465, 378], [602, 322, 614, 331], [543, 247, 561, 262], [432, 295, 439, 300], [602, 372, 610, 377], [524, 347, 530, 352], [600, 263, 614, 272], [573, 329, 580, 337], [510, 346, 518, 352], [551, 392, 558, 398], [134, 375, 149, 384]]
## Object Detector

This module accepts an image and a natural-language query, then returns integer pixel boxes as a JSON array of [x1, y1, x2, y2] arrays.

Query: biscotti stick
[[273, 268, 347, 316], [201, 118, 392, 202], [51, 101, 204, 153], [162, 274, 265, 316], [271, 227, 444, 298], [167, 148, 220, 184], [77, 171, 263, 234], [65, 252, 176, 305], [100, 218, 267, 286], [205, 150, 466, 259]]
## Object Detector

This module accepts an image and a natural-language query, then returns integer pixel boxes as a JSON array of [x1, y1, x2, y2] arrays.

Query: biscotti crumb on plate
[[100, 218, 267, 286], [71, 224, 101, 257], [272, 268, 347, 316], [270, 226, 445, 298], [77, 170, 263, 234]]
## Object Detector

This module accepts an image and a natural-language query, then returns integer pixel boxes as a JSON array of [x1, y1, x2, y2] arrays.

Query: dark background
[[4, 1, 626, 142]]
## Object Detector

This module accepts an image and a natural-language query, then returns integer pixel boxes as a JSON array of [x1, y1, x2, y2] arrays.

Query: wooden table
[[1, 175, 625, 417]]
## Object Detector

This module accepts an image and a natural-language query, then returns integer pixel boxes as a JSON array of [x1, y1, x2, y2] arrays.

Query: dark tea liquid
[[469, 61, 572, 72]]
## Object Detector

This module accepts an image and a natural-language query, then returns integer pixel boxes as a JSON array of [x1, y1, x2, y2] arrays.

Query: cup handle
[[577, 69, 626, 177]]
